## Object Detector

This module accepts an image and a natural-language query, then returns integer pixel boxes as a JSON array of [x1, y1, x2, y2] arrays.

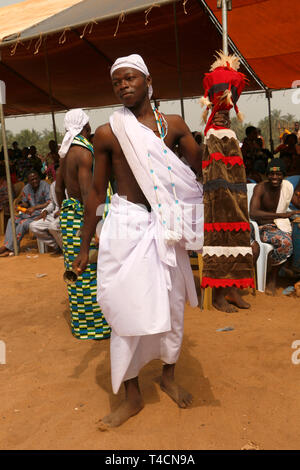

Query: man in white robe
[[29, 181, 62, 251], [73, 54, 230, 428]]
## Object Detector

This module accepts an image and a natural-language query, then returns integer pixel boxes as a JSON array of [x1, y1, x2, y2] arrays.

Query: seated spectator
[[245, 156, 262, 183], [257, 128, 265, 148], [8, 148, 14, 162], [0, 165, 10, 217], [250, 159, 299, 295], [12, 141, 22, 160], [254, 137, 272, 172], [30, 181, 62, 252], [275, 134, 300, 175], [241, 126, 259, 159], [294, 122, 300, 142], [28, 146, 43, 178], [15, 147, 31, 181], [288, 176, 300, 275], [0, 170, 50, 257], [280, 151, 294, 176]]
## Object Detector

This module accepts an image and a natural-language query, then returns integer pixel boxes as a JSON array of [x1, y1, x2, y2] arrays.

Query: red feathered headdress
[[200, 51, 248, 135]]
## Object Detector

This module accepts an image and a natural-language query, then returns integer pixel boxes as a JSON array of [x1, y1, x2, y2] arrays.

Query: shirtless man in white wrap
[[73, 54, 229, 428]]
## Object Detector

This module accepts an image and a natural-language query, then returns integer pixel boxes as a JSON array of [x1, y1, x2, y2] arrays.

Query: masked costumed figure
[[200, 51, 254, 297]]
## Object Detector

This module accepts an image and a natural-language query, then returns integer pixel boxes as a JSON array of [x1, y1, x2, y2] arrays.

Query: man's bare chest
[[261, 190, 280, 213]]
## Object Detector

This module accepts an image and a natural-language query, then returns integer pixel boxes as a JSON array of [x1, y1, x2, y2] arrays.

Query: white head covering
[[59, 108, 89, 158], [110, 54, 153, 99]]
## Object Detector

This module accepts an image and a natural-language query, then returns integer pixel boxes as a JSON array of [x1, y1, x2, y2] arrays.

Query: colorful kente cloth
[[71, 135, 94, 155], [201, 130, 254, 289], [60, 133, 111, 339], [60, 197, 111, 340]]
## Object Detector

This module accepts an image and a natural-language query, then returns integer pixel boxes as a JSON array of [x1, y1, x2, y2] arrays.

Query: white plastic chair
[[247, 183, 273, 292], [36, 238, 48, 254]]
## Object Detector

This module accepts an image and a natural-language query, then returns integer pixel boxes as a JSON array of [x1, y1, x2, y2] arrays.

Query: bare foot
[[225, 287, 250, 309], [0, 249, 11, 257], [0, 246, 9, 255], [213, 287, 238, 313], [213, 297, 238, 313], [160, 376, 193, 408], [98, 397, 144, 430]]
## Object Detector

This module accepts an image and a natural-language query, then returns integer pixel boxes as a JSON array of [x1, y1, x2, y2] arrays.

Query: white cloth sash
[[274, 180, 293, 233], [109, 108, 204, 270]]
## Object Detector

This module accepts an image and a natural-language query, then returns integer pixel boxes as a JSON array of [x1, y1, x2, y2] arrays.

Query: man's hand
[[212, 110, 231, 128], [34, 210, 47, 221], [286, 210, 300, 218], [72, 251, 89, 276], [25, 207, 36, 216]]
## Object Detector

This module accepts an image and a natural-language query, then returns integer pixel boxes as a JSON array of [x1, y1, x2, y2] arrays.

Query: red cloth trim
[[204, 222, 250, 232], [201, 277, 255, 289], [202, 152, 244, 169]]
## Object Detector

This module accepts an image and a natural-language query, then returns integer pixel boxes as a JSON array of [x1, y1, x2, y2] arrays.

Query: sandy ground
[[1, 234, 300, 451]]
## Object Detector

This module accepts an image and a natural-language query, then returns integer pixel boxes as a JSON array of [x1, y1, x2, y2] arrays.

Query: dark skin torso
[[56, 144, 93, 206], [259, 181, 280, 215], [250, 179, 291, 225]]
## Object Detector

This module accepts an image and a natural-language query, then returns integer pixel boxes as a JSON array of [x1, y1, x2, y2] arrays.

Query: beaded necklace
[[147, 108, 181, 231]]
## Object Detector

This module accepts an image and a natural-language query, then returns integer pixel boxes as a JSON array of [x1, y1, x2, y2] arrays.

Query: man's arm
[[73, 125, 112, 274], [250, 183, 299, 222], [172, 111, 231, 173], [175, 116, 203, 173], [55, 159, 66, 208], [77, 148, 94, 207]]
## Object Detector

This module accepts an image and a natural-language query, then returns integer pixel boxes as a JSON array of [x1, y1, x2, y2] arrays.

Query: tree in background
[[0, 129, 64, 156], [230, 116, 253, 142], [230, 109, 298, 150], [257, 109, 297, 149]]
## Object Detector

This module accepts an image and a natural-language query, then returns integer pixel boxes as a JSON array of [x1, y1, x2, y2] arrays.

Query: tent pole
[[217, 0, 231, 55], [222, 0, 229, 55], [266, 89, 274, 153], [173, 2, 185, 119], [0, 83, 18, 255], [44, 39, 58, 146]]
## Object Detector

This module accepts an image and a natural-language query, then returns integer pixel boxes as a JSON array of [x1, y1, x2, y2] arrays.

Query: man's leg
[[260, 226, 293, 295], [159, 254, 193, 408], [0, 216, 25, 255], [48, 218, 63, 250], [0, 218, 15, 255], [30, 217, 58, 249], [99, 377, 144, 429]]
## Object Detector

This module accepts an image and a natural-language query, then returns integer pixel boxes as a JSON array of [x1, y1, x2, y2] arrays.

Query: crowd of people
[[0, 139, 59, 184], [0, 53, 300, 430]]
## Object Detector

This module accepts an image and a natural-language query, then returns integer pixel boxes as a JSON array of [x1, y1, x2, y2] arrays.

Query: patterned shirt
[[21, 180, 50, 217]]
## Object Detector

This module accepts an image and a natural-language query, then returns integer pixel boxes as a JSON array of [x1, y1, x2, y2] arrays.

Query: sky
[[1, 0, 300, 136]]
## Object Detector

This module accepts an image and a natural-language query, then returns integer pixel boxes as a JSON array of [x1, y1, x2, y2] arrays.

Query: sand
[[0, 234, 300, 450]]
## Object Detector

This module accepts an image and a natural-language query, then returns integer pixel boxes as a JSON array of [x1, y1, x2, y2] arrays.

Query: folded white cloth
[[274, 180, 294, 232], [59, 108, 89, 158], [109, 107, 204, 270]]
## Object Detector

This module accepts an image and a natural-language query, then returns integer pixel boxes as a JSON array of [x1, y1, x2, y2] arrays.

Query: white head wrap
[[110, 54, 153, 99], [59, 108, 89, 158]]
